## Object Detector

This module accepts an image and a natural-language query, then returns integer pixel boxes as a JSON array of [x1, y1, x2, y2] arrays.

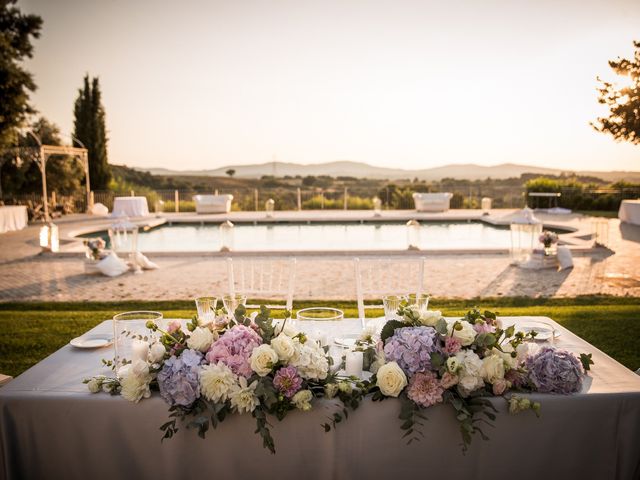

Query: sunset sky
[[20, 0, 640, 172]]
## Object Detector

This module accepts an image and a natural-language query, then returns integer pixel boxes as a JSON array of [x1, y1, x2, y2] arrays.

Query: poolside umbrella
[[509, 207, 543, 265]]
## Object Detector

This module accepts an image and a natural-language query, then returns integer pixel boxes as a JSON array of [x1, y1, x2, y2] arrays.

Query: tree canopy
[[593, 40, 640, 145], [73, 75, 111, 190], [0, 0, 42, 150]]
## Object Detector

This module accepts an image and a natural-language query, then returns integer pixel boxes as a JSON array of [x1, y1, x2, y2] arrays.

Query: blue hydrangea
[[383, 326, 441, 376], [157, 349, 203, 407]]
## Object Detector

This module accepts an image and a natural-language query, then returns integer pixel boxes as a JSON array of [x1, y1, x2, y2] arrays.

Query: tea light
[[344, 351, 363, 377], [131, 340, 149, 362]]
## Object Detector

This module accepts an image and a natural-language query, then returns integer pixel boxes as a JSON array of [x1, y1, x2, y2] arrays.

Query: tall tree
[[592, 41, 640, 145], [73, 75, 111, 190], [0, 0, 42, 150]]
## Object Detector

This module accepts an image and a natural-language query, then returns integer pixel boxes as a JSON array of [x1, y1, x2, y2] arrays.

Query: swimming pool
[[84, 221, 529, 252]]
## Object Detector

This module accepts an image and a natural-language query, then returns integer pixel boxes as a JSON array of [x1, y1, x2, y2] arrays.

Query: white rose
[[149, 342, 166, 363], [271, 334, 297, 362], [481, 354, 506, 384], [459, 350, 483, 377], [272, 319, 298, 337], [200, 362, 237, 403], [87, 377, 102, 393], [458, 374, 484, 397], [250, 344, 278, 377], [229, 377, 259, 414], [187, 327, 215, 353], [447, 320, 477, 346], [446, 356, 460, 374], [419, 310, 442, 327], [292, 389, 313, 411], [376, 362, 408, 397]]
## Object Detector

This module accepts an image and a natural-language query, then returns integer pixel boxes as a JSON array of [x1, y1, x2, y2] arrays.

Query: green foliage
[[0, 1, 42, 150], [73, 75, 111, 189], [593, 40, 640, 145]]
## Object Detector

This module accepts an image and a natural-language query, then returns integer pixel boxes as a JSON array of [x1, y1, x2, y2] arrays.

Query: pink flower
[[444, 336, 462, 355], [205, 325, 262, 378], [406, 371, 444, 408], [440, 371, 459, 389], [273, 366, 303, 398], [167, 320, 182, 333], [492, 378, 509, 395], [473, 321, 494, 334]]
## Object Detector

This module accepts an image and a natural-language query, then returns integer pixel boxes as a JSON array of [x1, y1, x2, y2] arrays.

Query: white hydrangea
[[187, 327, 215, 353], [229, 377, 259, 414], [118, 359, 152, 403], [290, 339, 328, 380], [200, 362, 238, 403]]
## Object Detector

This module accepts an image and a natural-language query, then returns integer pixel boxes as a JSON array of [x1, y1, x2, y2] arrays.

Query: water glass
[[382, 295, 404, 321], [113, 311, 163, 370], [195, 296, 218, 325], [406, 293, 430, 310], [222, 293, 247, 316]]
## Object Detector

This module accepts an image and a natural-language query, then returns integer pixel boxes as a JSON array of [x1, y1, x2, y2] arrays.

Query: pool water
[[88, 221, 518, 251]]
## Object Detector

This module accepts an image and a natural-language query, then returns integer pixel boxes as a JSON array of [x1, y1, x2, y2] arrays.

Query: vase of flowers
[[539, 231, 558, 256]]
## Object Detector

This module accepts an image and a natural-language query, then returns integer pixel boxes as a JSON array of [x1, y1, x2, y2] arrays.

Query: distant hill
[[135, 161, 640, 183]]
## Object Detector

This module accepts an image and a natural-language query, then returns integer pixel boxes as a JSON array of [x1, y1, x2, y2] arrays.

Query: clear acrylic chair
[[354, 257, 426, 322], [226, 257, 297, 311]]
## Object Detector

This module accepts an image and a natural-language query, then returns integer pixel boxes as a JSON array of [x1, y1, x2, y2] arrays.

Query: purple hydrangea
[[384, 326, 441, 376], [526, 347, 584, 394], [273, 366, 303, 398], [157, 349, 203, 407], [205, 325, 262, 378]]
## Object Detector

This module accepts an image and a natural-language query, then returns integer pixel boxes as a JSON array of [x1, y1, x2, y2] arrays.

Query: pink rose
[[492, 378, 509, 396]]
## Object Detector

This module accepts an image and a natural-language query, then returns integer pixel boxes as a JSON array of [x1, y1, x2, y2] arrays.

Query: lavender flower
[[273, 366, 303, 398], [157, 349, 203, 406], [384, 326, 441, 376], [206, 325, 262, 378], [526, 347, 584, 394]]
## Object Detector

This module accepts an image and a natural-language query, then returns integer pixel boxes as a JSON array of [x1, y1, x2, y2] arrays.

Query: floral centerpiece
[[539, 230, 559, 255], [83, 238, 106, 261], [85, 306, 367, 453]]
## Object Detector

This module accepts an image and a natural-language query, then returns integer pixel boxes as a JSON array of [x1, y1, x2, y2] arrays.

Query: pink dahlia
[[205, 325, 262, 378], [273, 366, 303, 398], [407, 371, 444, 408]]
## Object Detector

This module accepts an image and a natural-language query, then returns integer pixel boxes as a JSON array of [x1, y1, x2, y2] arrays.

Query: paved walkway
[[0, 213, 637, 301]]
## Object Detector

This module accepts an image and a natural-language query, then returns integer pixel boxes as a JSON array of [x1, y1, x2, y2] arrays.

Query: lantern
[[265, 198, 275, 218], [406, 219, 421, 250], [509, 207, 543, 265], [373, 197, 382, 216], [39, 222, 59, 252], [220, 220, 235, 252], [154, 199, 164, 216], [109, 218, 141, 274], [481, 197, 492, 215]]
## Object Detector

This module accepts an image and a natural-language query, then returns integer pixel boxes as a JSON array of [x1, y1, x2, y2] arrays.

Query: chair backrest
[[227, 257, 297, 310], [354, 257, 426, 320]]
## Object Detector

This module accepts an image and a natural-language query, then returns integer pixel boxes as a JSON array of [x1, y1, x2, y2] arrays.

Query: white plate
[[333, 334, 360, 348], [519, 326, 560, 342], [70, 334, 113, 349]]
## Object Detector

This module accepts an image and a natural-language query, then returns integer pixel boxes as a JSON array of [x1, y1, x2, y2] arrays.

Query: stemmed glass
[[195, 297, 218, 326], [406, 293, 430, 310], [222, 294, 247, 317]]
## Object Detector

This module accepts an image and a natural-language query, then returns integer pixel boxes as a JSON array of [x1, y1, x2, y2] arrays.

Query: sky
[[19, 0, 640, 172]]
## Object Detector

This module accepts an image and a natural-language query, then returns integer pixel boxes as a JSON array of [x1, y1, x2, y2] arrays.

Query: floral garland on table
[[84, 306, 367, 453], [350, 304, 594, 451], [84, 303, 595, 454]]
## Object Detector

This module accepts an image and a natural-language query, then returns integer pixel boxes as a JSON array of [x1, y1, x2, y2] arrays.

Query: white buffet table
[[618, 199, 640, 226], [0, 206, 28, 234], [0, 316, 639, 480], [112, 196, 149, 217]]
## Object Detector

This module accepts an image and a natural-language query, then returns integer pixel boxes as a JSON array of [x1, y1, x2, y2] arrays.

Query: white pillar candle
[[131, 340, 149, 362], [344, 351, 363, 377]]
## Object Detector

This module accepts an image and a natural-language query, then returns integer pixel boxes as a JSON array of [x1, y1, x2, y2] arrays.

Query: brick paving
[[0, 215, 638, 302]]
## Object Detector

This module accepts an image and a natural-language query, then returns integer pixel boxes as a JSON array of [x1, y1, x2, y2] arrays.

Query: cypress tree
[[73, 75, 111, 190]]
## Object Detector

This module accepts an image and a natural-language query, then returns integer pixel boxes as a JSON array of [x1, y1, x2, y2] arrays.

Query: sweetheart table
[[0, 317, 639, 480]]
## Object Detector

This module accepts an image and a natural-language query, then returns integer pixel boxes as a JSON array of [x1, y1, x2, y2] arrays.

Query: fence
[[5, 184, 635, 216]]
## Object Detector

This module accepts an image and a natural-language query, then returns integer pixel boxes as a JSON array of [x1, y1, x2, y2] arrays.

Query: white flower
[[272, 319, 298, 337], [447, 320, 477, 346], [290, 339, 328, 380], [118, 359, 152, 403], [250, 344, 279, 376], [229, 377, 259, 414], [418, 309, 442, 327], [446, 356, 460, 373], [338, 381, 352, 394], [481, 354, 506, 384], [149, 342, 166, 363], [359, 324, 377, 342], [453, 350, 484, 397], [270, 334, 297, 362], [187, 327, 215, 353], [200, 362, 237, 403], [376, 361, 408, 397], [292, 389, 313, 411], [87, 377, 102, 393], [324, 383, 339, 399], [458, 374, 484, 397]]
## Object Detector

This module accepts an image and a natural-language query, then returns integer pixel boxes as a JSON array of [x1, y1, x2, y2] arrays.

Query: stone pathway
[[0, 215, 637, 301]]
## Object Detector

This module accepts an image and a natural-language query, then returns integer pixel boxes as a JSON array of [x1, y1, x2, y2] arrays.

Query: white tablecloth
[[1, 317, 639, 480], [0, 206, 28, 234], [619, 199, 640, 225], [112, 196, 149, 217]]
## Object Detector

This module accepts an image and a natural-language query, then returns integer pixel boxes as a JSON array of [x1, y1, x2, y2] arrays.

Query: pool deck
[[0, 208, 637, 301]]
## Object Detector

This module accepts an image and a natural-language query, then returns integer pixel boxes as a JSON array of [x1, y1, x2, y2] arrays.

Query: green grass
[[576, 210, 619, 218], [0, 297, 638, 377]]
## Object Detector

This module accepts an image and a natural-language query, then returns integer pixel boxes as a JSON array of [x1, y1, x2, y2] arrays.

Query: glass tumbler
[[406, 293, 430, 310], [113, 311, 163, 370], [195, 296, 218, 326], [382, 295, 405, 321]]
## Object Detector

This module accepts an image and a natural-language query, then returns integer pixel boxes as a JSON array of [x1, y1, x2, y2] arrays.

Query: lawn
[[0, 296, 638, 378]]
